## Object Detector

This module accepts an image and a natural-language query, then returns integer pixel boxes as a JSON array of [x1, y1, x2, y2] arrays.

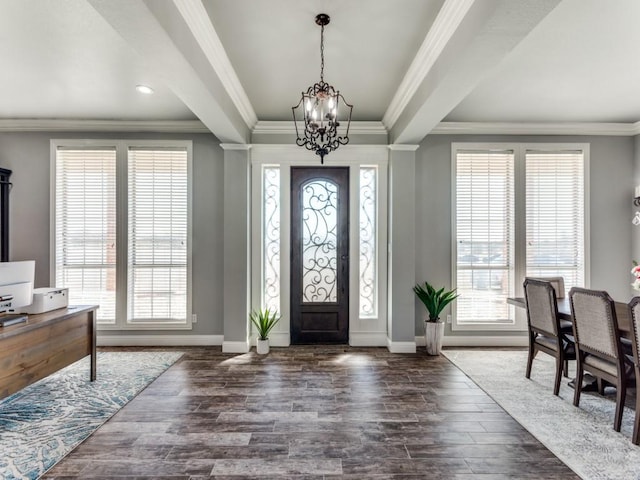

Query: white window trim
[[451, 142, 590, 332], [50, 139, 193, 331], [250, 144, 389, 346]]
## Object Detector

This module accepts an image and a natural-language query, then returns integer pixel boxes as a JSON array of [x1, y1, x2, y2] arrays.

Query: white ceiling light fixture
[[135, 84, 154, 95], [291, 13, 353, 164]]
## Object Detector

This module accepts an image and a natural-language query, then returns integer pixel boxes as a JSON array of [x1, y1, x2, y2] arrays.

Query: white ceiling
[[0, 0, 194, 120], [445, 0, 640, 123], [203, 0, 444, 121], [0, 0, 638, 141]]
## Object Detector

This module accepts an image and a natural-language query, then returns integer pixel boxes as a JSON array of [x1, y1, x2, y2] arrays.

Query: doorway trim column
[[387, 144, 419, 353], [221, 143, 251, 353]]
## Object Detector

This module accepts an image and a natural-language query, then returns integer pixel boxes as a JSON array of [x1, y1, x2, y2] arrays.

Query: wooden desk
[[507, 297, 631, 336], [0, 305, 98, 400]]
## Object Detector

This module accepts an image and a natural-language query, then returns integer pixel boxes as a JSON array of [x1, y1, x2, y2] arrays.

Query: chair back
[[569, 287, 619, 359], [529, 276, 565, 299], [523, 278, 558, 336], [628, 297, 640, 364]]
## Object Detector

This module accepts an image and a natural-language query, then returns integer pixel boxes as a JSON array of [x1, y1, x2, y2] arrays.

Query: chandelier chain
[[320, 24, 325, 82]]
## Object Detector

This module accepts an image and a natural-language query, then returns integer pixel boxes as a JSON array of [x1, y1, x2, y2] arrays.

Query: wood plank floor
[[44, 346, 579, 479]]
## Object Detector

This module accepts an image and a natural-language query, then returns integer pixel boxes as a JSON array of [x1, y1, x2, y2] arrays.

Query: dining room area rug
[[0, 350, 183, 480], [443, 349, 640, 480]]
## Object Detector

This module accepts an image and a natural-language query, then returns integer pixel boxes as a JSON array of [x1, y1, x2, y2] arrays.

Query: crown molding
[[0, 119, 210, 133], [382, 0, 475, 130], [174, 0, 258, 129], [388, 144, 420, 151], [252, 121, 388, 136], [432, 121, 640, 136], [220, 143, 251, 151]]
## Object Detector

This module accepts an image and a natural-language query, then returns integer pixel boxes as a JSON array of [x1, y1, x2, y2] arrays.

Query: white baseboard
[[266, 332, 290, 347], [97, 334, 223, 347], [350, 332, 388, 347], [387, 338, 417, 353], [222, 340, 250, 353], [415, 335, 528, 347]]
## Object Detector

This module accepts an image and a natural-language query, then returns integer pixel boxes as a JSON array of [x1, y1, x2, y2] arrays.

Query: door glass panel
[[302, 179, 338, 303]]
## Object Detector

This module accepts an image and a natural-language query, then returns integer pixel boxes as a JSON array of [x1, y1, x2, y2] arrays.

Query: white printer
[[21, 287, 69, 314]]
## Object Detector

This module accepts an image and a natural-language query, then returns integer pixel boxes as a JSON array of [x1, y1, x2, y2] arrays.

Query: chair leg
[[634, 367, 640, 445], [597, 378, 605, 395], [526, 335, 536, 379], [573, 356, 584, 407], [563, 359, 569, 378], [553, 355, 562, 396], [614, 379, 627, 432]]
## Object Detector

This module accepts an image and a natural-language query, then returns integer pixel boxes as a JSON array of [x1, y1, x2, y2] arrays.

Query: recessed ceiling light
[[135, 85, 154, 95]]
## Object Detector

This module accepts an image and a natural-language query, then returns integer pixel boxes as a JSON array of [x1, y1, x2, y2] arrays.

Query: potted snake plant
[[413, 281, 459, 355], [250, 307, 280, 354]]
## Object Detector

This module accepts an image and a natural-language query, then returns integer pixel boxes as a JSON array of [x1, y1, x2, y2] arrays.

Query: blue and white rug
[[0, 350, 182, 480], [444, 350, 640, 480]]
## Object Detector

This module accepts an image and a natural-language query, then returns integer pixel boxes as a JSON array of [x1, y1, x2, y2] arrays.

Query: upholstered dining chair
[[528, 276, 572, 335], [530, 276, 565, 299], [523, 278, 575, 396], [569, 287, 634, 432], [627, 297, 640, 444]]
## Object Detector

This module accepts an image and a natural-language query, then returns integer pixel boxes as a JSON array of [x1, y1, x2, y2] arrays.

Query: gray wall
[[0, 131, 224, 336], [634, 135, 640, 266], [416, 134, 635, 337], [3, 130, 634, 341]]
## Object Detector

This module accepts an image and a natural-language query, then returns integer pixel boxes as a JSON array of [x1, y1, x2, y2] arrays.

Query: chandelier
[[291, 13, 353, 164]]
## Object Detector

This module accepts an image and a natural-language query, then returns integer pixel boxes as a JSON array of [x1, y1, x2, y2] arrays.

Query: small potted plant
[[250, 307, 281, 354], [413, 281, 459, 355]]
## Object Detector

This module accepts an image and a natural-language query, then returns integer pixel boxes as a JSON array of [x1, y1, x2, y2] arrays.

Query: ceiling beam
[[388, 0, 563, 145], [88, 0, 249, 143], [173, 0, 257, 130]]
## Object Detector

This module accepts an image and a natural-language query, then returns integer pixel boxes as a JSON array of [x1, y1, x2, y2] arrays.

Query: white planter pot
[[256, 338, 270, 354], [425, 321, 444, 356]]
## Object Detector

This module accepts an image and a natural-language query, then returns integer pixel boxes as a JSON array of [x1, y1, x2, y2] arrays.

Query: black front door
[[290, 167, 349, 344]]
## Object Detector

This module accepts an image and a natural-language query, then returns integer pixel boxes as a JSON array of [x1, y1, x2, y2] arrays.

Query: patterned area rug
[[0, 351, 183, 480], [444, 350, 640, 480]]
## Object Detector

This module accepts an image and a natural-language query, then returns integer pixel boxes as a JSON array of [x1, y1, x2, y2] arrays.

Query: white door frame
[[250, 144, 389, 346]]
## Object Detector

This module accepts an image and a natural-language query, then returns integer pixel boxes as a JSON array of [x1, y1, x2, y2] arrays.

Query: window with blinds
[[455, 150, 515, 325], [128, 148, 189, 323], [453, 144, 587, 330], [55, 148, 117, 323], [525, 151, 584, 290], [53, 141, 192, 329]]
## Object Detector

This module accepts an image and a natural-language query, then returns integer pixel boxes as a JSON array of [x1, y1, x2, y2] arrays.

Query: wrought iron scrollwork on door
[[301, 179, 338, 303]]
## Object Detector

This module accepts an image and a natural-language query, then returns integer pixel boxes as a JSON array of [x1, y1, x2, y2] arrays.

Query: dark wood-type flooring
[[44, 346, 579, 479]]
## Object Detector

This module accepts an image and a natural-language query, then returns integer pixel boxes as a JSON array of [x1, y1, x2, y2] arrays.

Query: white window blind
[[525, 151, 584, 290], [127, 148, 188, 323], [455, 150, 515, 325], [55, 148, 117, 323]]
